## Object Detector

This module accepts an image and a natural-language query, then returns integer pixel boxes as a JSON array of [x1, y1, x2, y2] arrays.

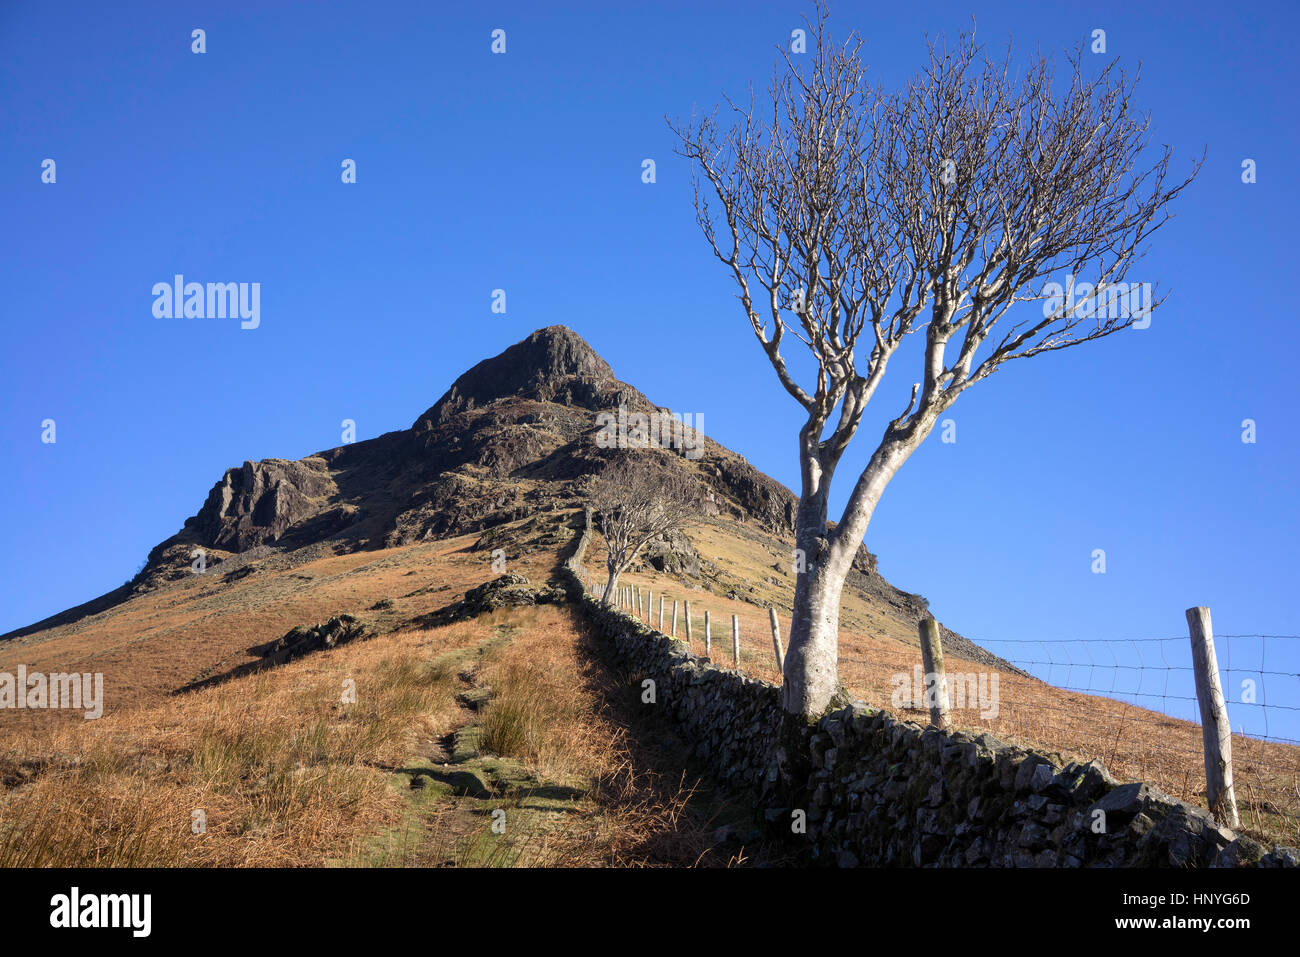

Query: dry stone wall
[[563, 526, 1298, 868]]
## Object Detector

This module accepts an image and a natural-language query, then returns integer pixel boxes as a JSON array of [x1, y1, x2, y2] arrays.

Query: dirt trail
[[358, 606, 783, 867]]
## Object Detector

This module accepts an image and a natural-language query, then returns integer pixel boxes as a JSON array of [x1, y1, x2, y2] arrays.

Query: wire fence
[[915, 633, 1300, 845], [964, 633, 1300, 745], [589, 576, 1300, 846]]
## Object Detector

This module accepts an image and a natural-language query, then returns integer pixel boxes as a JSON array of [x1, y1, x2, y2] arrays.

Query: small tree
[[586, 455, 699, 606], [674, 5, 1199, 717]]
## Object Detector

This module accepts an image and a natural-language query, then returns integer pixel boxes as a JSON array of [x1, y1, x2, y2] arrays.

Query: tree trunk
[[782, 435, 915, 716], [783, 556, 851, 715], [782, 413, 837, 714], [602, 565, 622, 607]]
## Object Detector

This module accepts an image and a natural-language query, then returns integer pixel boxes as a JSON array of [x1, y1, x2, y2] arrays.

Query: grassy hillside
[[0, 515, 781, 866], [2, 508, 1295, 862]]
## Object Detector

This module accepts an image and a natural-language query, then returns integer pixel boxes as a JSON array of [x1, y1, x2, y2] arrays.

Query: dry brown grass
[[11, 505, 1290, 865], [0, 615, 494, 866], [0, 534, 514, 729], [0, 596, 749, 867], [468, 606, 756, 866], [0, 510, 752, 868]]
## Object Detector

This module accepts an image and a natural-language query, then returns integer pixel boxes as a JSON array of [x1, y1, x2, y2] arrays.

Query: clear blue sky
[[2, 1, 1296, 736]]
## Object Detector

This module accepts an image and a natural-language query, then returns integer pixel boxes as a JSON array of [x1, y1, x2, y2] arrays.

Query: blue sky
[[2, 1, 1296, 736]]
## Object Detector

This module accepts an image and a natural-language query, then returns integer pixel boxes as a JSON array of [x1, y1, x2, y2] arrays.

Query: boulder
[[256, 614, 367, 664]]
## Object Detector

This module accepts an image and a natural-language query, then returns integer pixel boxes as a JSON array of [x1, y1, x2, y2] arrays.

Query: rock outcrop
[[412, 325, 623, 426], [187, 457, 339, 551], [420, 573, 566, 626], [177, 614, 371, 693], [113, 326, 830, 592], [255, 614, 368, 664], [4, 325, 901, 641]]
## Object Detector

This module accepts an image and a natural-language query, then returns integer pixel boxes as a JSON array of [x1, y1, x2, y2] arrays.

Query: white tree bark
[[784, 436, 916, 714], [675, 2, 1197, 718]]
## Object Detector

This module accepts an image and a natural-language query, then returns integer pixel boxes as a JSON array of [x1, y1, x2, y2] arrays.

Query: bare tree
[[586, 455, 699, 606], [673, 4, 1200, 717]]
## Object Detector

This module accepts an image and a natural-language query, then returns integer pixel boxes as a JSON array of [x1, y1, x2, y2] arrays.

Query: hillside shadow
[[565, 606, 797, 867]]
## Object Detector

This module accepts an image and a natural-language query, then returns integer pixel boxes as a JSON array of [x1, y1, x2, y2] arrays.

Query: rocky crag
[[4, 326, 920, 643]]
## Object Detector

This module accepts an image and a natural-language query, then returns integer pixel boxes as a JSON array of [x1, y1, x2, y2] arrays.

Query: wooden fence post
[[684, 601, 692, 644], [731, 614, 740, 665], [704, 609, 712, 657], [769, 608, 785, 674], [672, 601, 679, 638], [1186, 606, 1240, 828], [647, 589, 653, 623], [918, 617, 950, 730], [659, 595, 665, 630]]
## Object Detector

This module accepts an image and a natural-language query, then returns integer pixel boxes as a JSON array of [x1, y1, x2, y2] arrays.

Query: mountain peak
[[0, 323, 856, 642], [413, 326, 620, 429]]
